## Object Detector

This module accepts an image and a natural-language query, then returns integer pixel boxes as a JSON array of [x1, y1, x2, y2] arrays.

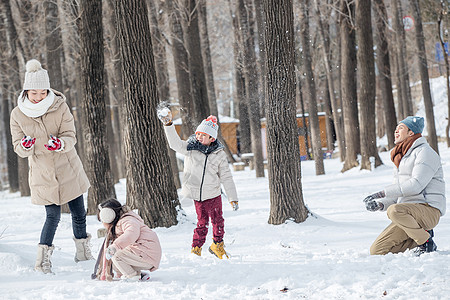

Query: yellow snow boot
[[208, 239, 229, 259], [191, 246, 202, 256]]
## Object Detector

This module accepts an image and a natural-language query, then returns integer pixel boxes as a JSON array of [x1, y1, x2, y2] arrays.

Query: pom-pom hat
[[399, 116, 425, 134], [195, 115, 219, 140], [23, 59, 50, 90]]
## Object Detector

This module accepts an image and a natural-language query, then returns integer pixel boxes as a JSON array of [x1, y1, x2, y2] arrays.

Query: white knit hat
[[23, 59, 50, 90], [195, 115, 219, 140]]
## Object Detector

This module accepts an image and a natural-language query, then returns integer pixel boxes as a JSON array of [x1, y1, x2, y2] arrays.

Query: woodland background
[[0, 0, 449, 228]]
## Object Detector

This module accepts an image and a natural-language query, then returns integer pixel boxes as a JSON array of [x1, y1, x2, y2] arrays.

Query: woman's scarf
[[186, 134, 223, 154], [17, 90, 55, 118], [390, 133, 422, 168]]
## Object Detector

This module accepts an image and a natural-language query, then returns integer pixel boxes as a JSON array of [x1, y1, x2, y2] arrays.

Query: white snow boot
[[74, 233, 94, 262], [35, 244, 55, 274]]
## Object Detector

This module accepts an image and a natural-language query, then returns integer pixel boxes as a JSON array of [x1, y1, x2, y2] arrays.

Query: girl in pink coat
[[95, 199, 162, 282]]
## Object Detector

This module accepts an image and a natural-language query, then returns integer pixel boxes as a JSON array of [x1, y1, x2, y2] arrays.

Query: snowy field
[[1, 143, 449, 300], [1, 76, 450, 299]]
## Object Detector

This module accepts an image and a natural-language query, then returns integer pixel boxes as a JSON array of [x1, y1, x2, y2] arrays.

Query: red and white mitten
[[21, 136, 36, 150], [44, 135, 64, 152]]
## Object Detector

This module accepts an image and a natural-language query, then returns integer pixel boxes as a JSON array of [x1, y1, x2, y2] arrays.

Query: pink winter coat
[[112, 211, 162, 272]]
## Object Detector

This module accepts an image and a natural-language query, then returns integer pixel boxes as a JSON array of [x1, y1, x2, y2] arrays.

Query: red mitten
[[21, 136, 36, 150], [44, 135, 63, 151]]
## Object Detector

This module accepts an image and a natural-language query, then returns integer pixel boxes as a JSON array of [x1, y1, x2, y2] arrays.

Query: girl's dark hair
[[22, 89, 50, 100], [97, 198, 124, 239]]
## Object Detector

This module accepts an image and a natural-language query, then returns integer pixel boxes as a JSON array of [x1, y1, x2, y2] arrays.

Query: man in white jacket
[[364, 116, 445, 255]]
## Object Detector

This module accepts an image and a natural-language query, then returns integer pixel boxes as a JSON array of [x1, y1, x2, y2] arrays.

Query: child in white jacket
[[158, 111, 238, 259]]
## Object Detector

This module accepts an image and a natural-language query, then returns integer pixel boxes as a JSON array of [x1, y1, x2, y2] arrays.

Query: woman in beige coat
[[10, 59, 92, 274]]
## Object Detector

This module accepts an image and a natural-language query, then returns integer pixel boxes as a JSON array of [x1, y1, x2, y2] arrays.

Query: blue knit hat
[[399, 116, 424, 134]]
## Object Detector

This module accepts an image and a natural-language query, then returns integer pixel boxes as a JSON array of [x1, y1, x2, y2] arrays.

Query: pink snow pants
[[192, 195, 224, 248]]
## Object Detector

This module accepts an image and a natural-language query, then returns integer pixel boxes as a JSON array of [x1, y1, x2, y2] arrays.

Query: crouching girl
[[94, 199, 162, 281]]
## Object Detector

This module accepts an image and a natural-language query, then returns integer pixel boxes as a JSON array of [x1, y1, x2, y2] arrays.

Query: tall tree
[[314, 0, 345, 161], [237, 0, 265, 177], [356, 0, 382, 170], [79, 0, 116, 214], [340, 0, 359, 172], [411, 0, 439, 153], [299, 0, 324, 175], [228, 0, 251, 154], [182, 0, 210, 125], [198, 0, 236, 163], [114, 0, 178, 228], [165, 0, 195, 138], [392, 0, 412, 118], [147, 0, 181, 189], [264, 0, 309, 224], [438, 1, 450, 148], [1, 0, 21, 193], [44, 1, 64, 92], [374, 0, 397, 150]]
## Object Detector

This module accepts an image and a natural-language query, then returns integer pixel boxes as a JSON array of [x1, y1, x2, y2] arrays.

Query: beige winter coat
[[164, 124, 238, 202], [10, 89, 90, 205]]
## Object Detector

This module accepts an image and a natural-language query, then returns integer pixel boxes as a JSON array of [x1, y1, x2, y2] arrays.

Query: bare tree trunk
[[299, 0, 324, 175], [356, 0, 382, 170], [165, 0, 195, 138], [438, 7, 450, 148], [315, 0, 345, 161], [147, 0, 182, 189], [340, 0, 359, 172], [198, 0, 235, 163], [411, 0, 439, 153], [1, 0, 21, 193], [104, 0, 126, 180], [114, 0, 178, 228], [392, 0, 412, 118], [229, 1, 251, 154], [253, 0, 267, 117], [237, 0, 265, 177], [264, 0, 308, 225], [45, 1, 64, 92], [182, 0, 210, 125], [79, 0, 116, 214], [374, 0, 396, 150]]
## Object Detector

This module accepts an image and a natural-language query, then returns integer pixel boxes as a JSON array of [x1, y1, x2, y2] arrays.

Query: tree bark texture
[[374, 0, 397, 150], [340, 0, 360, 172], [315, 0, 345, 161], [165, 0, 195, 138], [438, 8, 450, 148], [264, 0, 309, 225], [229, 1, 252, 154], [183, 0, 210, 125], [391, 0, 412, 118], [79, 0, 116, 214], [44, 1, 64, 92], [411, 0, 439, 154], [299, 0, 324, 175], [1, 0, 21, 193], [114, 0, 179, 228], [237, 0, 265, 177], [356, 0, 382, 170], [198, 0, 235, 163]]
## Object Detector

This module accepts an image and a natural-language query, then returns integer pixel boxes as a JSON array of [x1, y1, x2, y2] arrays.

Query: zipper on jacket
[[199, 154, 209, 201]]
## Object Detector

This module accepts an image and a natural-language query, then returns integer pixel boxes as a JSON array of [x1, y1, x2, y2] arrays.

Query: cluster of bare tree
[[0, 0, 449, 226]]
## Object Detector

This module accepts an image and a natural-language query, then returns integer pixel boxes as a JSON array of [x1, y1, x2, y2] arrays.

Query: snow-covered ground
[[1, 76, 449, 299], [1, 143, 449, 300]]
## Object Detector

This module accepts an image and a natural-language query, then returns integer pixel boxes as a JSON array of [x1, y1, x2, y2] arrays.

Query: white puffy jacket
[[164, 124, 238, 202], [380, 137, 446, 216]]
